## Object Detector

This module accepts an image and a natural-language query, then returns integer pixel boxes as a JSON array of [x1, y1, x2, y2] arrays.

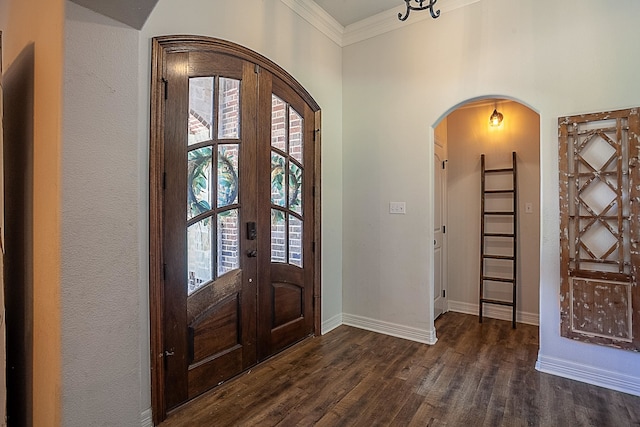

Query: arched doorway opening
[[431, 97, 541, 330]]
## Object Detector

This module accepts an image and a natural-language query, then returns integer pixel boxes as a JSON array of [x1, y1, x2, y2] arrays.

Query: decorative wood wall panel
[[559, 108, 639, 351]]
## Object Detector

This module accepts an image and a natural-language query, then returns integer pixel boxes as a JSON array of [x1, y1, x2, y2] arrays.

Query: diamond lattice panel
[[579, 179, 617, 216], [580, 223, 618, 259], [579, 133, 616, 172]]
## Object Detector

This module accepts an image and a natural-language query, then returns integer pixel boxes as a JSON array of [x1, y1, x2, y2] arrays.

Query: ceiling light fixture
[[398, 0, 440, 21], [490, 108, 504, 127]]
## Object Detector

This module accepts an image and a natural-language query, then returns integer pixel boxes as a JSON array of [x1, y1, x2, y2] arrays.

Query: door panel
[[163, 52, 258, 409], [257, 76, 315, 359]]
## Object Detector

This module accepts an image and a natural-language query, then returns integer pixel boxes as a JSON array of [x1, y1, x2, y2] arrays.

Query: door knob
[[247, 249, 257, 258]]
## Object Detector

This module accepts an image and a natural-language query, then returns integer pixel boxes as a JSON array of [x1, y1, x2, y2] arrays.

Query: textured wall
[[63, 3, 141, 425]]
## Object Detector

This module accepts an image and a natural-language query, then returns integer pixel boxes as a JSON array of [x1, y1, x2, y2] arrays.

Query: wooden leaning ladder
[[479, 152, 518, 328]]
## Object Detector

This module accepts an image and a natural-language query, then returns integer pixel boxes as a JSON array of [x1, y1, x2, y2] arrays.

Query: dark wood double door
[[150, 37, 320, 420]]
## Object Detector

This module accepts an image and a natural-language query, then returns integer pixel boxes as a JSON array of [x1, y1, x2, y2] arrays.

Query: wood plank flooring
[[160, 312, 640, 426]]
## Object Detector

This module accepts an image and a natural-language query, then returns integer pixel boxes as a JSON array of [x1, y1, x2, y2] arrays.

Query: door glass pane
[[218, 78, 240, 139], [188, 217, 212, 295], [218, 209, 239, 275], [289, 107, 303, 164], [271, 152, 286, 207], [218, 144, 239, 207], [271, 95, 286, 151], [271, 209, 286, 263], [188, 147, 212, 220], [188, 77, 214, 145], [289, 216, 303, 267], [289, 162, 302, 215]]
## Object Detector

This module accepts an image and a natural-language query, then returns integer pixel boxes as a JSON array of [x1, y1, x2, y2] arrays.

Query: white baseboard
[[447, 300, 539, 326], [141, 408, 153, 427], [342, 313, 437, 345], [535, 354, 640, 397], [321, 312, 343, 335]]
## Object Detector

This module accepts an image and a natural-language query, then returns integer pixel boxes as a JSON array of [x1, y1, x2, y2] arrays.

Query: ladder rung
[[484, 233, 515, 238], [484, 189, 514, 194], [482, 276, 515, 283], [480, 298, 514, 307], [484, 211, 515, 215], [484, 168, 514, 173], [483, 255, 514, 260]]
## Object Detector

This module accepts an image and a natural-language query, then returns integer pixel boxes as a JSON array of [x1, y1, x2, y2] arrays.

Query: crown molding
[[280, 0, 481, 48], [279, 0, 345, 46], [343, 0, 481, 46]]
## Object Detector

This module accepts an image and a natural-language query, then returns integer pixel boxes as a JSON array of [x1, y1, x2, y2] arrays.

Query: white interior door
[[434, 127, 447, 319]]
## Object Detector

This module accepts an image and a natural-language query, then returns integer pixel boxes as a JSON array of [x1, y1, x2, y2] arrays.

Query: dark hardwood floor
[[160, 312, 640, 426]]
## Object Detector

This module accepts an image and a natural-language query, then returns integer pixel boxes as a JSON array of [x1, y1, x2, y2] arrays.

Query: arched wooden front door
[[149, 36, 321, 423]]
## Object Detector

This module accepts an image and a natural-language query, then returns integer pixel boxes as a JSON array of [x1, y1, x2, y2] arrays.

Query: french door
[[150, 36, 321, 423]]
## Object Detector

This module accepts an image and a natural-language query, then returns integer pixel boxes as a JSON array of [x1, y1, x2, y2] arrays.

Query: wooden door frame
[[149, 35, 322, 424]]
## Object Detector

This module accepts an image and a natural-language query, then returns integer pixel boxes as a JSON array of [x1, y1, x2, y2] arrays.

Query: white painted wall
[[63, 3, 142, 424], [343, 0, 639, 393], [446, 100, 540, 324], [64, 0, 343, 424]]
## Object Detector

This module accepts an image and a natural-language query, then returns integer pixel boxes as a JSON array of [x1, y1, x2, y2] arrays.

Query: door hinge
[[162, 263, 167, 280], [312, 186, 316, 197], [443, 225, 446, 234], [162, 348, 174, 370], [162, 172, 166, 190], [442, 289, 446, 298], [254, 64, 260, 74], [312, 241, 316, 253], [161, 77, 168, 100], [313, 129, 320, 142]]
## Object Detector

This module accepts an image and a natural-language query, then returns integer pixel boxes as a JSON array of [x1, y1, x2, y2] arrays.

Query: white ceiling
[[69, 0, 400, 30], [312, 0, 401, 26]]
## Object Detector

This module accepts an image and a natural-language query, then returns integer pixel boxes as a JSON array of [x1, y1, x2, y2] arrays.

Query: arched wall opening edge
[[428, 94, 543, 339]]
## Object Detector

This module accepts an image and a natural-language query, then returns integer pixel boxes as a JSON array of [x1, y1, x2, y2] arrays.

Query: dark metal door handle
[[247, 249, 257, 258]]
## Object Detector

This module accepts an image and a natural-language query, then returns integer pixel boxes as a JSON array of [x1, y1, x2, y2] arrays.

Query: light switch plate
[[390, 201, 406, 214]]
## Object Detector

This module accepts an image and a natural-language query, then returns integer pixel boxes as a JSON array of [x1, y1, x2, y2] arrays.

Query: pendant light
[[489, 108, 504, 127]]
